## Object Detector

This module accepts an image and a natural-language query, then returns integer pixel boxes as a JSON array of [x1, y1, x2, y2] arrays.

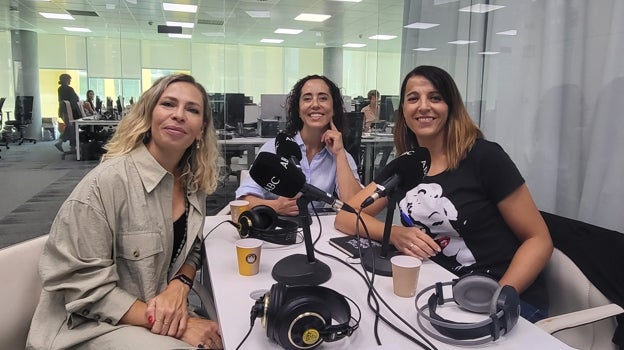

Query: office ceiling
[[0, 0, 407, 52]]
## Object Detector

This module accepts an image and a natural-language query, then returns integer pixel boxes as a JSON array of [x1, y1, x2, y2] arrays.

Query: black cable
[[235, 323, 254, 350]]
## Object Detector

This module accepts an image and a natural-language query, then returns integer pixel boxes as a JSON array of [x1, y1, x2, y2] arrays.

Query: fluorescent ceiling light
[[261, 39, 284, 43], [478, 51, 500, 55], [331, 0, 362, 2], [459, 4, 505, 13], [295, 13, 331, 22], [202, 32, 225, 37], [275, 28, 303, 35], [497, 30, 518, 36], [413, 47, 437, 51], [369, 35, 397, 40], [163, 3, 197, 13], [167, 21, 194, 28], [316, 42, 326, 47], [106, 4, 116, 10], [404, 22, 439, 29], [448, 40, 477, 45], [40, 12, 74, 20], [168, 33, 192, 39], [64, 27, 91, 32], [343, 43, 366, 48], [246, 11, 270, 18]]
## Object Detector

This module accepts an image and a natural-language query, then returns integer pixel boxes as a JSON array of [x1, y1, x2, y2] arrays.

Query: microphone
[[250, 152, 356, 214], [275, 132, 302, 168], [360, 147, 431, 208]]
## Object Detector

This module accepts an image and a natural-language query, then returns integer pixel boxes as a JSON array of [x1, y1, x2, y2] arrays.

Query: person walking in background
[[27, 74, 224, 349], [54, 73, 80, 153], [361, 89, 380, 132], [236, 74, 362, 216], [335, 65, 553, 323]]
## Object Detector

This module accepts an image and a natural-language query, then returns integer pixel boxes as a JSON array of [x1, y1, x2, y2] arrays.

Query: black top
[[58, 84, 80, 119], [171, 211, 187, 266], [398, 138, 547, 309]]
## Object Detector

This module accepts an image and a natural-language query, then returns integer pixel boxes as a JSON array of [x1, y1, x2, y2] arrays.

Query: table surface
[[72, 118, 120, 160], [202, 214, 572, 350]]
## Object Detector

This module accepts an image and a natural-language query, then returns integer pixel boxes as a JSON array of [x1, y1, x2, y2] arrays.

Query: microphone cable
[[310, 208, 437, 350]]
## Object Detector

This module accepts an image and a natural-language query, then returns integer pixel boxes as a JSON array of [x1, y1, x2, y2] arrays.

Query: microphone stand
[[271, 197, 331, 285], [360, 192, 401, 276]]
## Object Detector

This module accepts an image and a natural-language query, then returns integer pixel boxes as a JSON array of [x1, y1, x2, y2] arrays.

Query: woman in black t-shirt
[[335, 65, 553, 322], [55, 73, 80, 153]]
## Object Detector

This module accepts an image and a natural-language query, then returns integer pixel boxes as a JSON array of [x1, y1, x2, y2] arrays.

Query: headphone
[[250, 283, 360, 350], [415, 273, 520, 346], [230, 205, 300, 245]]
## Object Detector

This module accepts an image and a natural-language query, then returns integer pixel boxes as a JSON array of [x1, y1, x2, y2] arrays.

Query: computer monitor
[[260, 94, 288, 120], [210, 93, 245, 130], [379, 95, 400, 122]]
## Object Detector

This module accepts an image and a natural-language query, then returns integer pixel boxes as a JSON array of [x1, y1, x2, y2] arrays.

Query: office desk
[[202, 215, 572, 350], [218, 137, 271, 168], [73, 119, 120, 161], [361, 135, 394, 183]]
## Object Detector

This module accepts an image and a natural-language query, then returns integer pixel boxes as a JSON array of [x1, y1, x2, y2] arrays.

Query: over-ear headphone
[[250, 283, 360, 350], [231, 205, 300, 245], [415, 273, 520, 346]]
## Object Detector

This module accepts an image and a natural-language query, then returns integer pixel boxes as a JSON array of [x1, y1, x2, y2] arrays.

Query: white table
[[218, 137, 271, 168], [73, 118, 120, 160], [202, 214, 573, 350], [360, 135, 394, 183]]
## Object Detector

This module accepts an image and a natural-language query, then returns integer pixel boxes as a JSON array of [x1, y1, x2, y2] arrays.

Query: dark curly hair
[[284, 74, 347, 136]]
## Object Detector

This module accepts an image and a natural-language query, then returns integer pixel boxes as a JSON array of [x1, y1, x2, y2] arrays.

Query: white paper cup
[[230, 200, 250, 222], [390, 255, 422, 297]]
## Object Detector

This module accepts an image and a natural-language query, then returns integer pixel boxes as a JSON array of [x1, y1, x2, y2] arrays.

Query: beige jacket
[[26, 145, 207, 349]]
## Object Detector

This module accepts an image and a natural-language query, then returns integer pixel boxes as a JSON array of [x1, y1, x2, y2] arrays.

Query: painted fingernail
[[148, 315, 154, 324]]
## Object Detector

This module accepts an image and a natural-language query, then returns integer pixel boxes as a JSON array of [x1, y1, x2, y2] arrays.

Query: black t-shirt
[[398, 138, 547, 309]]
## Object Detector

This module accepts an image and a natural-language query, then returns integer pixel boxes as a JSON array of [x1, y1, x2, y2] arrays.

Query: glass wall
[[2, 0, 623, 230]]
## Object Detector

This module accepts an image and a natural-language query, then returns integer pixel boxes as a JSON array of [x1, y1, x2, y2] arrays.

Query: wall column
[[11, 30, 41, 140], [323, 47, 343, 88]]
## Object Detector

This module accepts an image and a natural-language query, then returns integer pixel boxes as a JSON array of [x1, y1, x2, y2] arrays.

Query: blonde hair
[[103, 74, 220, 194], [394, 66, 483, 170]]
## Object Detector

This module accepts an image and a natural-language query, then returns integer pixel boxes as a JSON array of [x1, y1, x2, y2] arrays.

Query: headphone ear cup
[[275, 295, 329, 350], [250, 205, 279, 230], [452, 274, 500, 313], [494, 285, 520, 332], [266, 283, 286, 342]]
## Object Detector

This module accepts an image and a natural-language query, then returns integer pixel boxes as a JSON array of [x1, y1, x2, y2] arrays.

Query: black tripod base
[[360, 246, 400, 276], [271, 254, 331, 285]]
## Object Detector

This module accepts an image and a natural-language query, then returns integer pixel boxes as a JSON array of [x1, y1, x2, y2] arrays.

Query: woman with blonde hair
[[27, 74, 224, 349]]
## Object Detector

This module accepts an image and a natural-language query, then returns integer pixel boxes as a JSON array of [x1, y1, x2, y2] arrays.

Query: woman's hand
[[321, 120, 345, 156], [390, 226, 441, 260], [180, 317, 223, 349], [273, 196, 299, 216], [145, 280, 190, 338]]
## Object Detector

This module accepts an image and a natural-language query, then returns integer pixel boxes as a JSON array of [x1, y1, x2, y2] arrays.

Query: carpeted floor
[[0, 140, 238, 249]]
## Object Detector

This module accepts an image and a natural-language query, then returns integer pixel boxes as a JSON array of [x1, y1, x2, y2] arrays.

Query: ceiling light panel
[[40, 13, 74, 20], [414, 47, 437, 51], [295, 13, 331, 22], [369, 35, 397, 40], [261, 39, 284, 43], [497, 30, 518, 36], [404, 22, 439, 29], [168, 33, 192, 39], [448, 40, 478, 45], [275, 28, 303, 35], [246, 11, 270, 18], [459, 4, 505, 13], [64, 27, 91, 32], [167, 21, 194, 28], [343, 43, 366, 48], [163, 3, 198, 13]]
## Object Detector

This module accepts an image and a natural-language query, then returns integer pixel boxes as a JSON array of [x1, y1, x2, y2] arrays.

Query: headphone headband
[[414, 275, 520, 346]]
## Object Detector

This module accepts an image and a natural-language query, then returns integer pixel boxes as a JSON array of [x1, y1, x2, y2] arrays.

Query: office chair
[[4, 96, 36, 145], [343, 112, 364, 174], [59, 100, 77, 160], [0, 97, 8, 157]]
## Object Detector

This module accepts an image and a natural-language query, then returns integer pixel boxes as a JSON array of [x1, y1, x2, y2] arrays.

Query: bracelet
[[172, 274, 194, 289]]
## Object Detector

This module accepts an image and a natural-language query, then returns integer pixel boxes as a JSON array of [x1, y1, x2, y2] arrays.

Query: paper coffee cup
[[390, 255, 422, 297], [230, 200, 250, 222], [235, 238, 263, 276]]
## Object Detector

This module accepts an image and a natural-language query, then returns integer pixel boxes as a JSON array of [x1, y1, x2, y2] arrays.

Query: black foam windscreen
[[275, 132, 302, 162], [249, 152, 306, 197], [373, 147, 430, 192]]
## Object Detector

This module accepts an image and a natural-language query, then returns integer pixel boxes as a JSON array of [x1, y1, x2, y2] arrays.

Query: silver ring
[[408, 242, 415, 249]]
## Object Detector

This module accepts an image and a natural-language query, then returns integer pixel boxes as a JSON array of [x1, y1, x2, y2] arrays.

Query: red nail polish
[[148, 315, 154, 324]]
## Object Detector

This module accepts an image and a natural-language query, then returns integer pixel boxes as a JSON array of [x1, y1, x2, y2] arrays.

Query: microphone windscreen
[[249, 152, 306, 197], [275, 132, 302, 162], [374, 147, 431, 191]]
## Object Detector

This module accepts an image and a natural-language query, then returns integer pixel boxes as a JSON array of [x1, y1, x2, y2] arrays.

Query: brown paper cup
[[235, 238, 263, 276], [230, 200, 250, 222], [391, 255, 422, 297]]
